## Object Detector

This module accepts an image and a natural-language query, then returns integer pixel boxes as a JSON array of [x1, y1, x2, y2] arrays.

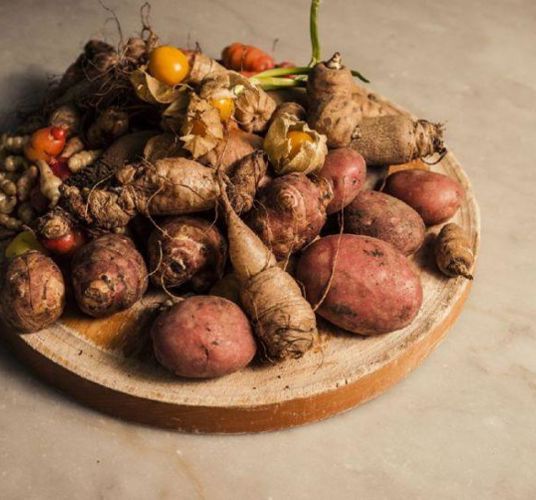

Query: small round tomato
[[287, 130, 314, 159], [5, 231, 44, 259], [210, 98, 234, 121], [41, 230, 85, 256], [148, 46, 190, 86], [24, 126, 66, 162]]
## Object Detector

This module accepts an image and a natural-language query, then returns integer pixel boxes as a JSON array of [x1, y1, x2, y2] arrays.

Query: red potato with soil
[[151, 296, 257, 378], [147, 216, 227, 292], [0, 251, 65, 333], [245, 173, 333, 260], [71, 234, 148, 318], [384, 170, 464, 225], [344, 190, 425, 255], [318, 148, 366, 214], [297, 235, 423, 335]]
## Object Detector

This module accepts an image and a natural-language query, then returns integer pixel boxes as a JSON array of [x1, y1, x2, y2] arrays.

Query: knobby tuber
[[245, 173, 333, 260], [0, 251, 65, 332], [147, 216, 227, 292], [434, 223, 474, 279], [71, 234, 148, 317]]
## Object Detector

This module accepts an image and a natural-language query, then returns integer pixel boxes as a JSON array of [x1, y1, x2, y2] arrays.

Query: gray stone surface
[[0, 0, 535, 498]]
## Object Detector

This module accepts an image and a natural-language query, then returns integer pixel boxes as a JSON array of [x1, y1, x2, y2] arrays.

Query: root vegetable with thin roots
[[245, 173, 333, 260], [218, 174, 317, 360], [147, 216, 227, 292], [71, 234, 148, 318], [0, 251, 65, 333], [435, 223, 474, 279]]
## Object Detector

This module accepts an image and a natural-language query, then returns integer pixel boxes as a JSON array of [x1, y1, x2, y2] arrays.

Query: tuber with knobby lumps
[[71, 234, 148, 318], [245, 173, 333, 260], [434, 223, 474, 279], [219, 175, 317, 360], [147, 216, 227, 292], [0, 251, 65, 332]]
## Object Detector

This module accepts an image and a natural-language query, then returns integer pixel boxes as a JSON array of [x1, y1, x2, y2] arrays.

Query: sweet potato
[[71, 234, 147, 317], [297, 235, 423, 335], [318, 148, 366, 214], [344, 190, 425, 255], [384, 170, 464, 225], [0, 251, 65, 332], [151, 296, 256, 378], [147, 216, 227, 292], [245, 173, 333, 260]]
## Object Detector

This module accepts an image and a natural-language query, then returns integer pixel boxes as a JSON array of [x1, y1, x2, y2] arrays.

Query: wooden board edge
[[1, 282, 472, 434]]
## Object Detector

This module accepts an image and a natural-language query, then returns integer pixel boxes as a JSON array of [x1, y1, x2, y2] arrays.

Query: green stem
[[254, 66, 311, 79], [251, 77, 306, 91], [309, 0, 321, 66], [351, 69, 370, 84]]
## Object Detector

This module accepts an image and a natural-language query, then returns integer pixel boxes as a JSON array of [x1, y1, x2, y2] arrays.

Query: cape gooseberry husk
[[263, 113, 328, 175], [129, 65, 185, 104], [180, 94, 224, 159]]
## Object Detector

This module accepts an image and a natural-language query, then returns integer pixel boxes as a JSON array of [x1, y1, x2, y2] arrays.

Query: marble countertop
[[1, 0, 535, 498]]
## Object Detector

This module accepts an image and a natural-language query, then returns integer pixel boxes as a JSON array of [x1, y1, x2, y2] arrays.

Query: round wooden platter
[[1, 94, 480, 434]]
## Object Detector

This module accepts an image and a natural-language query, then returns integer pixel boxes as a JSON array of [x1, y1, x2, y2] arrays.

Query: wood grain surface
[[0, 92, 480, 434]]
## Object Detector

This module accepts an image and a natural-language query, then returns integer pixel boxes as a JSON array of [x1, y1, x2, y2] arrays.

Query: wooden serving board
[[1, 94, 480, 434]]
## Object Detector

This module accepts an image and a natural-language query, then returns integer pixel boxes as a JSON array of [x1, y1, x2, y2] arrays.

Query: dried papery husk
[[143, 133, 187, 162], [129, 65, 186, 104], [160, 92, 191, 133], [263, 113, 327, 175], [187, 52, 227, 85], [180, 94, 224, 159], [229, 71, 276, 133], [198, 126, 263, 172], [199, 72, 234, 101], [270, 101, 306, 124]]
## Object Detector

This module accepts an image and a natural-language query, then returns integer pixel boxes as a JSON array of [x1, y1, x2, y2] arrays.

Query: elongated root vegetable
[[219, 175, 317, 360], [148, 216, 227, 291], [72, 234, 147, 317], [36, 160, 62, 207], [0, 251, 65, 332], [221, 42, 275, 74], [351, 115, 445, 166], [307, 53, 445, 165], [434, 223, 474, 279], [62, 154, 266, 230], [307, 53, 366, 148], [245, 173, 333, 259]]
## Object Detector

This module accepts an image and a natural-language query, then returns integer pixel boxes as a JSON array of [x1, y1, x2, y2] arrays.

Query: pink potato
[[319, 147, 366, 214], [344, 190, 425, 255], [297, 235, 423, 335], [384, 170, 464, 225], [151, 296, 257, 378]]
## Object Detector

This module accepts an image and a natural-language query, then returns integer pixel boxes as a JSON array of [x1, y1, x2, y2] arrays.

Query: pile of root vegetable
[[0, 2, 475, 379]]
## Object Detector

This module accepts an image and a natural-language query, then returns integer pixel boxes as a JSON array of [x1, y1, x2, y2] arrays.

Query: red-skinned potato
[[147, 216, 227, 292], [151, 296, 257, 378], [71, 234, 148, 317], [319, 148, 366, 214], [0, 251, 65, 332], [297, 235, 423, 335], [384, 170, 464, 225], [344, 190, 425, 255]]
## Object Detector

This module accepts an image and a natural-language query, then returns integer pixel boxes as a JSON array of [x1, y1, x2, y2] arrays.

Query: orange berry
[[148, 46, 190, 86], [287, 130, 314, 159], [210, 98, 234, 121]]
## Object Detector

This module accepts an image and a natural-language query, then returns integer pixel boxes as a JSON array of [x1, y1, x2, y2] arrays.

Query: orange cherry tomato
[[24, 126, 66, 162], [210, 98, 234, 121], [287, 130, 314, 159], [148, 46, 190, 86]]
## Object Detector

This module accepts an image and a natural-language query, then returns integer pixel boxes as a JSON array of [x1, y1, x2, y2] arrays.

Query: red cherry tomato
[[41, 230, 85, 256]]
